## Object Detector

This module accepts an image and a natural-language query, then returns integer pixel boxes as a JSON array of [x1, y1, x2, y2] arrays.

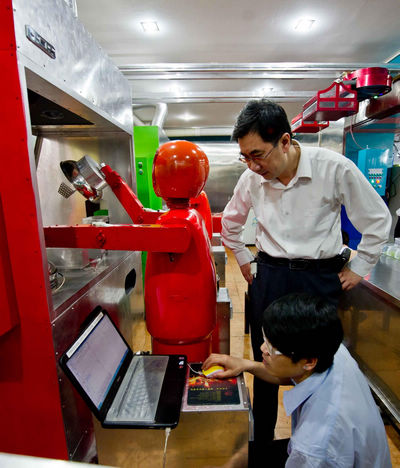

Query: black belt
[[256, 251, 345, 272]]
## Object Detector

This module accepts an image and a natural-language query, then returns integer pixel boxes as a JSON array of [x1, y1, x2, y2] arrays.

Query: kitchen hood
[[28, 89, 94, 126]]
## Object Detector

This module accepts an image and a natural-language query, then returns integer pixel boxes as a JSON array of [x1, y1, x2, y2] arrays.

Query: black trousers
[[249, 438, 290, 468], [394, 217, 400, 239], [249, 257, 343, 444]]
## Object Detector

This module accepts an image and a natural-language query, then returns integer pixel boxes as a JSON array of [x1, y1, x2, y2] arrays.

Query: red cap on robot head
[[152, 140, 209, 200]]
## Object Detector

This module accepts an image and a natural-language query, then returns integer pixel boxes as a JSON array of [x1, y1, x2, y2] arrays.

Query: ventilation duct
[[132, 102, 168, 128]]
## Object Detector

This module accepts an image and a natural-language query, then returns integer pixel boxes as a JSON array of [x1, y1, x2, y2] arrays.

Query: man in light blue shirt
[[203, 293, 391, 467]]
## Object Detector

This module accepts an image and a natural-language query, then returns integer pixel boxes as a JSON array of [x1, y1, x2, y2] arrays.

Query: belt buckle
[[289, 259, 309, 270]]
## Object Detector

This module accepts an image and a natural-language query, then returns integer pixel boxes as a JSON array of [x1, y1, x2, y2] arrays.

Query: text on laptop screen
[[66, 313, 128, 409]]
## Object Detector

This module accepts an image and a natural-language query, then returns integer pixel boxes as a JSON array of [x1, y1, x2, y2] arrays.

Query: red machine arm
[[100, 165, 164, 224], [100, 164, 146, 223]]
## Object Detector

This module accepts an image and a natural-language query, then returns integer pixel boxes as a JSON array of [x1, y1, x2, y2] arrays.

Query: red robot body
[[145, 208, 216, 361], [145, 140, 217, 362], [190, 190, 213, 241]]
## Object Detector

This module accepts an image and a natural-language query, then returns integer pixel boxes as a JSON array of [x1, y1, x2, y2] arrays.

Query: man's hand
[[202, 353, 248, 379], [240, 262, 253, 284], [203, 353, 284, 385], [338, 267, 363, 291]]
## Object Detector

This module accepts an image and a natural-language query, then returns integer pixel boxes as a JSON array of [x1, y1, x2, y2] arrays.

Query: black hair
[[262, 293, 343, 373], [232, 99, 293, 143]]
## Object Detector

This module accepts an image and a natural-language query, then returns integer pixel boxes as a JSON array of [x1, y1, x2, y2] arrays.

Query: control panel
[[357, 148, 388, 196], [367, 168, 384, 190]]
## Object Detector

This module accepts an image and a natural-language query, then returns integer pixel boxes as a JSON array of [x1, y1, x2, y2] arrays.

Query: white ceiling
[[75, 0, 400, 133]]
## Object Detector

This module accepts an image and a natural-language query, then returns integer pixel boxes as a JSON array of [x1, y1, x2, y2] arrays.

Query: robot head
[[152, 140, 209, 201]]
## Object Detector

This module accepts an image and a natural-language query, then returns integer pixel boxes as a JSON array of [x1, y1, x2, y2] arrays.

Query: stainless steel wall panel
[[13, 0, 133, 134], [295, 120, 345, 154], [199, 143, 244, 213], [53, 252, 144, 461], [36, 134, 134, 226]]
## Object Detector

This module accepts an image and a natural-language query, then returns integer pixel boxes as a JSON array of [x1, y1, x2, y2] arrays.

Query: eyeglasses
[[238, 144, 277, 164], [262, 329, 282, 356]]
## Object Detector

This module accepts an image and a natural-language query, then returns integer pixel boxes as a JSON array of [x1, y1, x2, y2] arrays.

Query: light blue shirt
[[283, 344, 392, 468]]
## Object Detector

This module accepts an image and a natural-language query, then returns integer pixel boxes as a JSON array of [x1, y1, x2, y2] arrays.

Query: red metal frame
[[0, 1, 68, 458], [303, 81, 359, 121], [0, 5, 220, 457], [44, 224, 191, 251], [291, 112, 329, 133]]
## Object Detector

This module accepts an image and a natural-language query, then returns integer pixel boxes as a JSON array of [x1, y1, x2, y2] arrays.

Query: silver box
[[213, 245, 227, 287], [214, 287, 232, 355], [93, 375, 251, 468], [212, 232, 222, 246]]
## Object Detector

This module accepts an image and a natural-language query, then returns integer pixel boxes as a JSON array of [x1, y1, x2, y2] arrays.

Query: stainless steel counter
[[361, 255, 400, 307], [49, 250, 144, 461], [50, 250, 132, 320], [339, 255, 400, 427], [94, 375, 251, 468]]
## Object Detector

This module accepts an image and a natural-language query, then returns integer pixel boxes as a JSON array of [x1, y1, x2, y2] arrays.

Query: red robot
[[145, 141, 217, 362], [190, 190, 213, 241]]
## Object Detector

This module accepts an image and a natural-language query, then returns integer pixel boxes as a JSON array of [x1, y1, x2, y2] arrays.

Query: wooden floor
[[225, 246, 400, 466]]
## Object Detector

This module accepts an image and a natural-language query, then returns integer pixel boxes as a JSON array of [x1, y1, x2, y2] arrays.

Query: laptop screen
[[65, 312, 128, 409]]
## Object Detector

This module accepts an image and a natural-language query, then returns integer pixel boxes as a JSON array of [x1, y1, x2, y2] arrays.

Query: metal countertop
[[361, 255, 400, 307], [50, 250, 132, 319]]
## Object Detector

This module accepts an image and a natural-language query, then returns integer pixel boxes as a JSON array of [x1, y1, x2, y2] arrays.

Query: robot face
[[152, 140, 209, 200]]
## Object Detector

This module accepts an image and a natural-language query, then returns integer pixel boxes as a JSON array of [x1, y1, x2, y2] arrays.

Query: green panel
[[133, 126, 162, 210], [133, 126, 162, 290]]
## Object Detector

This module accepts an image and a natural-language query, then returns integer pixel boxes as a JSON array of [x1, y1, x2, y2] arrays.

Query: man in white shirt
[[221, 100, 391, 444], [203, 294, 392, 468]]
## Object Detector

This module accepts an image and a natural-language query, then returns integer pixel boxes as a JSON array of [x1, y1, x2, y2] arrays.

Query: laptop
[[59, 306, 187, 429]]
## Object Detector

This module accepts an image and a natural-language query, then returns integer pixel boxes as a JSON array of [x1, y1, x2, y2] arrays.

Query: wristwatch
[[340, 247, 351, 265]]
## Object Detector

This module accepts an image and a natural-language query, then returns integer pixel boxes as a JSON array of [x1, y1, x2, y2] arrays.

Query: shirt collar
[[260, 141, 312, 188], [291, 141, 312, 182], [283, 366, 331, 416]]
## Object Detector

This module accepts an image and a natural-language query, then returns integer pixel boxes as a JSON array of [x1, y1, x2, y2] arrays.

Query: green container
[[134, 126, 162, 211], [133, 126, 163, 288]]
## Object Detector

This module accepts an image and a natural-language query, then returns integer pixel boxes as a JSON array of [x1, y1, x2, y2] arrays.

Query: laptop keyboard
[[107, 355, 169, 423]]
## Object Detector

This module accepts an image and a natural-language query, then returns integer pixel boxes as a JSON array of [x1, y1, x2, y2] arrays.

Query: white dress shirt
[[221, 143, 391, 277], [283, 344, 392, 467]]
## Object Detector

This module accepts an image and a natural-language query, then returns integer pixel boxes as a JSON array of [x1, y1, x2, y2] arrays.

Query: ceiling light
[[141, 21, 159, 33], [294, 18, 315, 32]]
